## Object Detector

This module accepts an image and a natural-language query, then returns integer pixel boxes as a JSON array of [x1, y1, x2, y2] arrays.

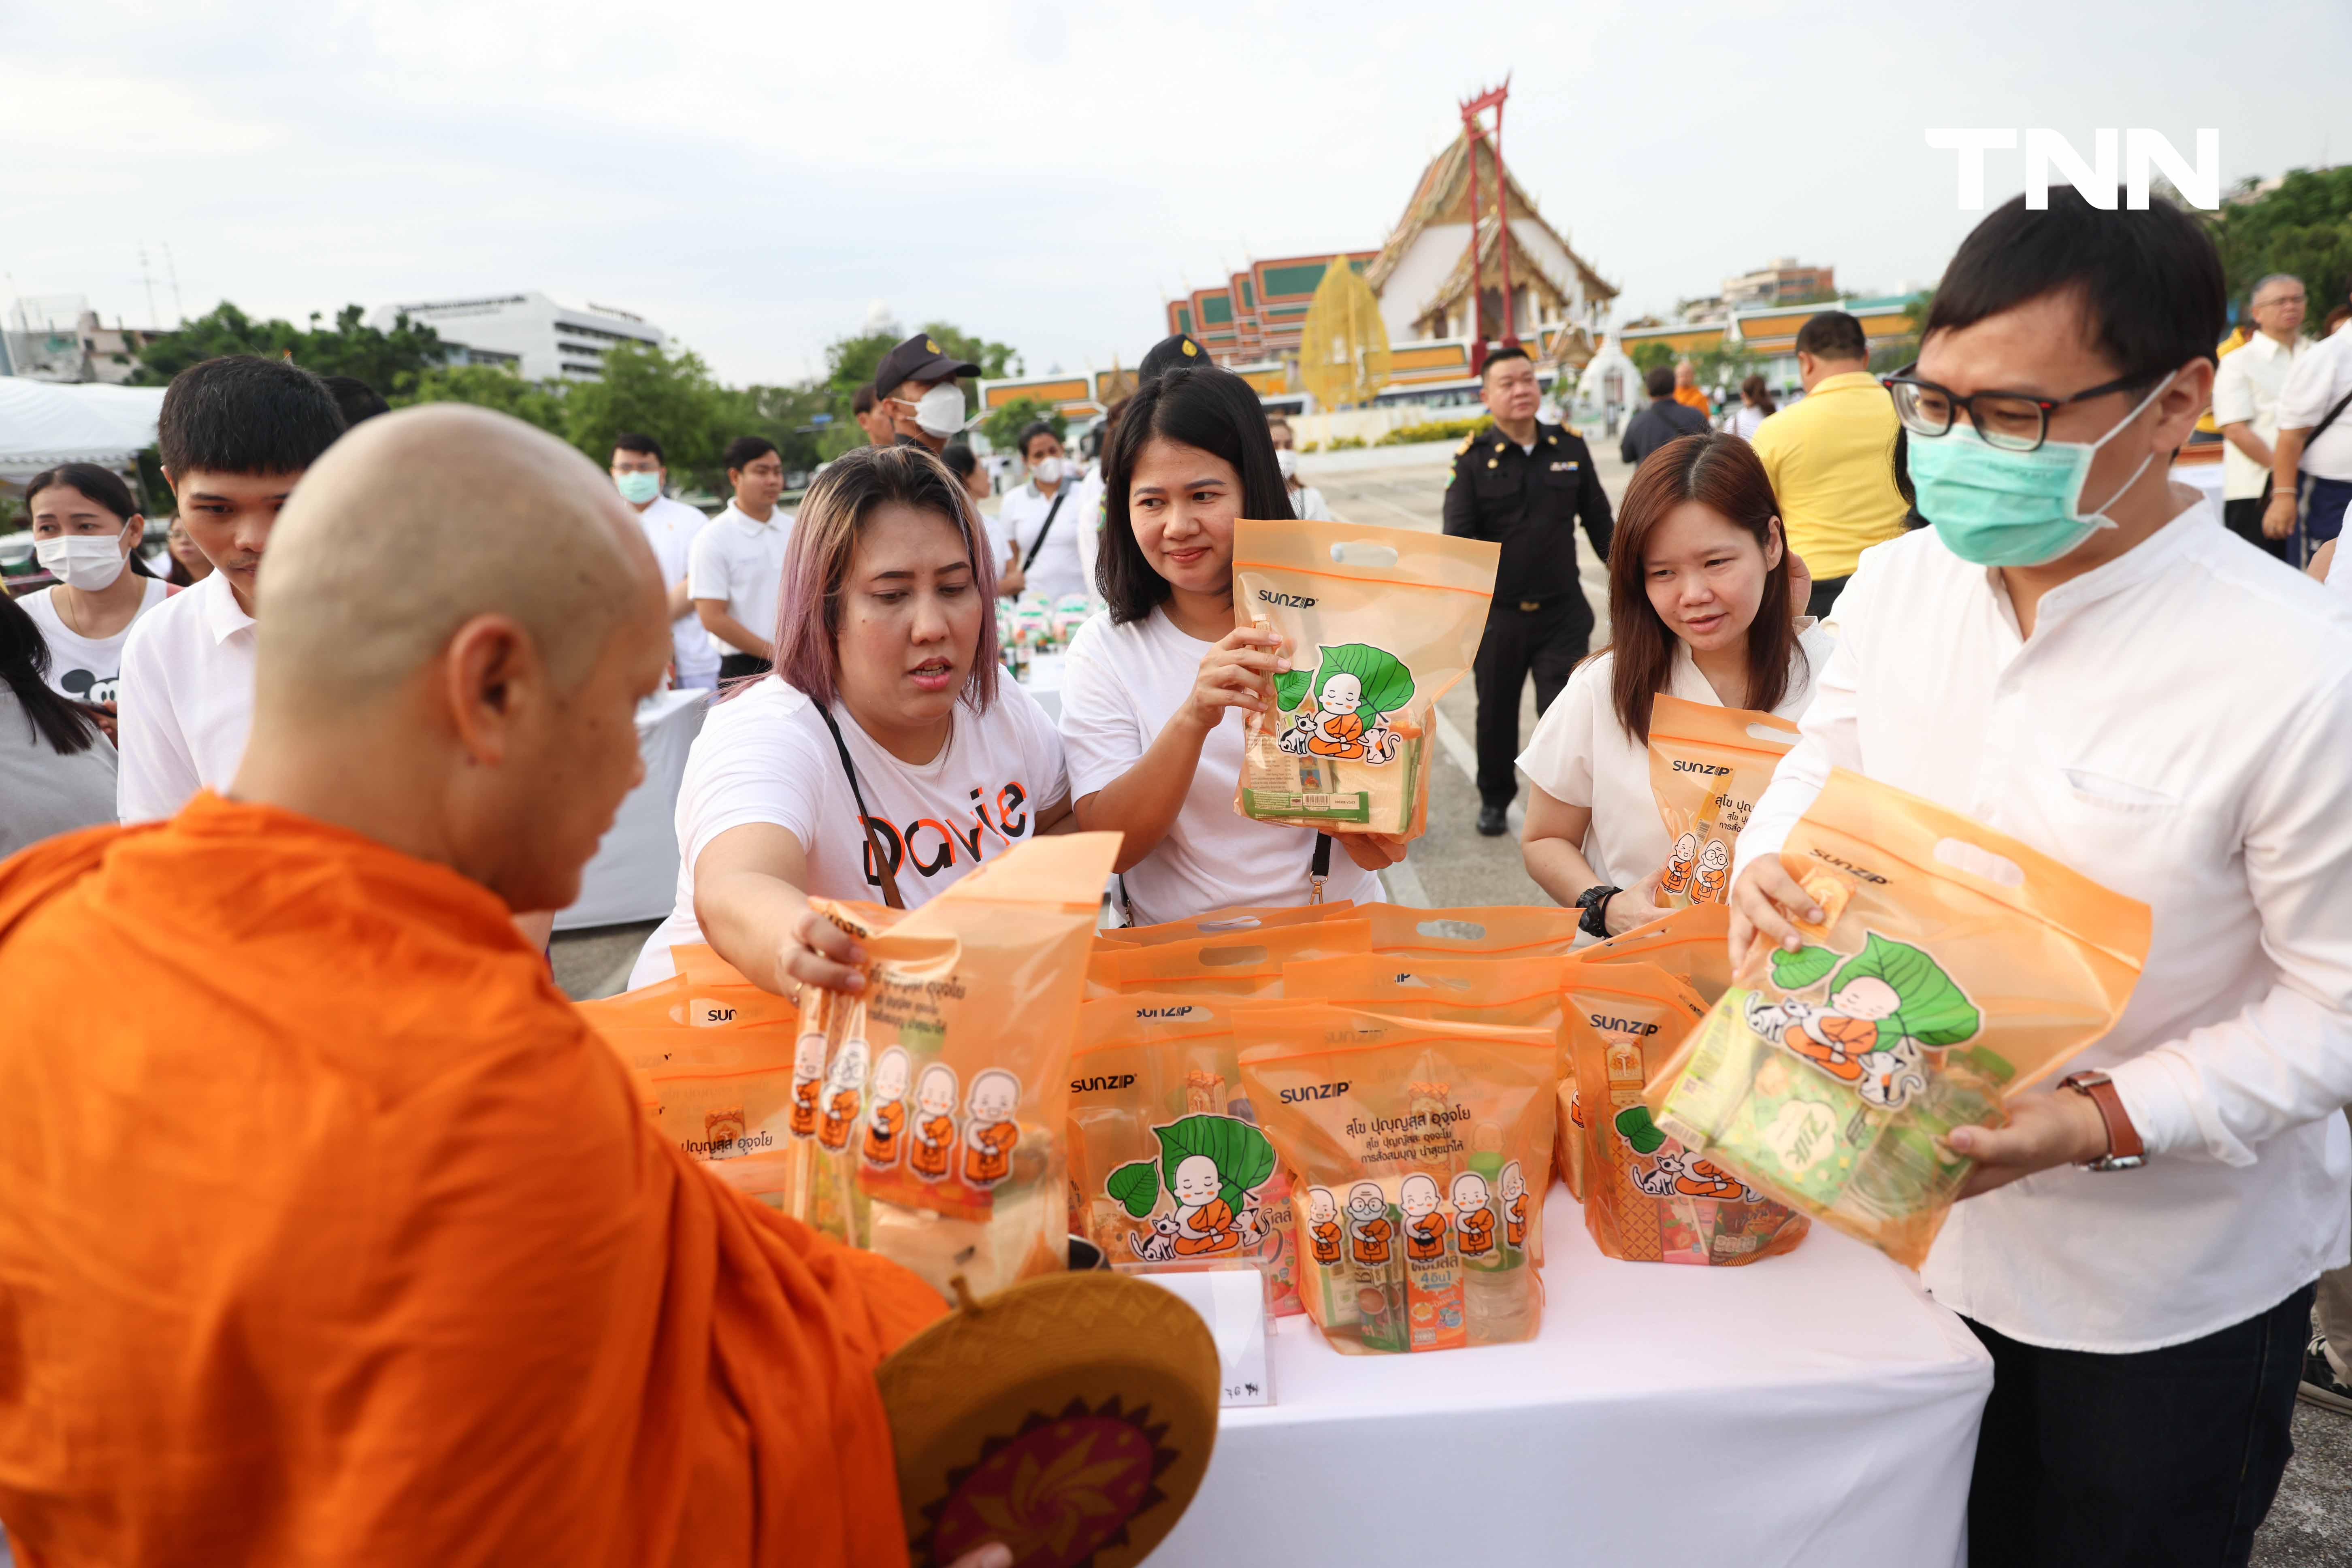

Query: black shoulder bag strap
[[814, 703, 907, 910], [1022, 486, 1073, 573], [1310, 833, 1334, 905], [2263, 381, 2352, 507]]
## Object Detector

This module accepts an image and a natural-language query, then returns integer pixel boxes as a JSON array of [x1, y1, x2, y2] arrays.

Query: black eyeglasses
[[1880, 364, 2161, 453]]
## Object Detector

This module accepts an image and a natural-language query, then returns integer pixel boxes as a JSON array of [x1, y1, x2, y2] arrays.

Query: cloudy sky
[[11, 0, 2347, 388]]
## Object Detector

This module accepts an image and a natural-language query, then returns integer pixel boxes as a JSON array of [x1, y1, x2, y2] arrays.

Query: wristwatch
[[2057, 1070, 2145, 1172], [1575, 884, 1622, 940]]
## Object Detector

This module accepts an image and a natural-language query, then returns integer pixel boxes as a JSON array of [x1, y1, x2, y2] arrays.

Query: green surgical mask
[[615, 471, 661, 505], [1906, 373, 2173, 568]]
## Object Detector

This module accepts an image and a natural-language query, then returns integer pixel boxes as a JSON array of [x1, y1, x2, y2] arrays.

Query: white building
[[364, 291, 666, 382]]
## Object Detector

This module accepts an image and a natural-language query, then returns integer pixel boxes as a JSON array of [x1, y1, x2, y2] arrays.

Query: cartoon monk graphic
[[1659, 831, 1700, 897], [860, 1046, 910, 1168], [959, 1069, 1022, 1189], [1400, 1172, 1449, 1261], [1169, 1154, 1242, 1256], [1744, 933, 1981, 1111], [788, 1027, 826, 1139], [909, 1062, 958, 1182], [1345, 1181, 1393, 1265], [1306, 1186, 1343, 1265], [1275, 645, 1410, 765], [1500, 1161, 1528, 1248], [1690, 838, 1732, 904], [1451, 1171, 1495, 1258], [816, 1036, 868, 1152]]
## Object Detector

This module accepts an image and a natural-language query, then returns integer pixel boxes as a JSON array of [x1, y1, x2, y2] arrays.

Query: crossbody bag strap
[[814, 702, 907, 910], [1022, 487, 1072, 573], [1310, 832, 1333, 905]]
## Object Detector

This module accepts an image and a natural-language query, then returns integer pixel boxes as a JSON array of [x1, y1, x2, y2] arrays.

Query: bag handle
[[1310, 832, 1333, 905], [814, 701, 907, 910]]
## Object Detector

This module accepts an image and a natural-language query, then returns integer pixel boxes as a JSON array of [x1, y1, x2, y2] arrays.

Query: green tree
[[562, 340, 732, 492], [821, 320, 1022, 436], [980, 396, 1064, 454], [1629, 340, 1676, 374], [132, 301, 446, 396], [2209, 168, 2352, 321], [396, 363, 569, 437]]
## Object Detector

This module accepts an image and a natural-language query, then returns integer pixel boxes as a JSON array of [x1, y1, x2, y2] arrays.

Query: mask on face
[[615, 471, 661, 505], [910, 382, 968, 439], [1907, 373, 2175, 568], [36, 534, 130, 592], [1030, 455, 1065, 486], [1274, 448, 1299, 482]]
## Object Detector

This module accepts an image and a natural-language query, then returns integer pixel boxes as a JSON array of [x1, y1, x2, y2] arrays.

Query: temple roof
[[1364, 128, 1616, 313]]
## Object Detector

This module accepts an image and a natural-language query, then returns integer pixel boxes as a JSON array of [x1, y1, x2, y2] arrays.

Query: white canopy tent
[[0, 377, 167, 482]]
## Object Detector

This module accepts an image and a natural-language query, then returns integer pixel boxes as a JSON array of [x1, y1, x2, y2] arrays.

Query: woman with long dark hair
[[1518, 433, 1830, 932], [19, 464, 170, 715], [0, 588, 117, 854], [1731, 374, 1777, 440], [1059, 364, 1401, 922]]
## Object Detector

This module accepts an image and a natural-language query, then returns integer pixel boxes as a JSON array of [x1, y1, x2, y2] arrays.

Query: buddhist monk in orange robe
[[0, 407, 1000, 1568]]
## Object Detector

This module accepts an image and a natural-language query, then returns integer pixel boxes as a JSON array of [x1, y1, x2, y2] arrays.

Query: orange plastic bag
[[1647, 695, 1800, 908], [1649, 770, 2150, 1269], [1231, 518, 1498, 840], [1097, 900, 1359, 946], [1360, 903, 1583, 960], [1108, 918, 1371, 997], [1067, 993, 1301, 1314], [1238, 1005, 1553, 1354], [1566, 961, 1809, 1266], [1585, 903, 1736, 1004]]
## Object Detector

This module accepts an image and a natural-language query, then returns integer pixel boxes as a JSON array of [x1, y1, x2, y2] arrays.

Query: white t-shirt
[[628, 676, 1070, 988], [115, 570, 257, 823], [1730, 405, 1770, 441], [2280, 327, 2352, 483], [1287, 484, 1334, 522], [1059, 607, 1382, 924], [634, 494, 719, 681], [688, 503, 794, 658], [20, 576, 170, 705], [1516, 622, 1835, 889], [994, 480, 1090, 601]]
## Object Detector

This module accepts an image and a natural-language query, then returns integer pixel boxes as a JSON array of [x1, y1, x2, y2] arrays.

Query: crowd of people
[[2, 187, 2350, 1568]]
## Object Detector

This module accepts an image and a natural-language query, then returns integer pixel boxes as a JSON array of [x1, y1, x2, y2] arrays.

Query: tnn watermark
[[1925, 129, 2221, 211]]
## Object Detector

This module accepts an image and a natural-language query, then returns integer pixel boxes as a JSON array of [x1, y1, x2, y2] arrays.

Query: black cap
[[872, 332, 982, 397], [1139, 332, 1208, 384]]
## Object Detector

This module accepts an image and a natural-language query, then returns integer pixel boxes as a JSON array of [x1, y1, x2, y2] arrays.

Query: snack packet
[[1231, 518, 1498, 839], [1361, 902, 1584, 960], [1648, 770, 2150, 1269], [1566, 961, 1809, 1266], [1238, 1005, 1553, 1354], [1067, 993, 1300, 1314], [1108, 918, 1371, 997], [1098, 901, 1358, 947], [1585, 903, 1736, 1004], [1646, 695, 1800, 908], [784, 833, 1123, 1300]]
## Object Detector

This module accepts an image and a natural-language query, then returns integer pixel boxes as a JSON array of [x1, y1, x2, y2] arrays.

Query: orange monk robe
[[1309, 1221, 1343, 1263], [910, 1115, 954, 1179], [961, 1119, 1019, 1186], [0, 796, 945, 1568], [862, 1100, 906, 1166], [1406, 1212, 1448, 1260], [1673, 384, 1712, 415], [1457, 1208, 1496, 1256]]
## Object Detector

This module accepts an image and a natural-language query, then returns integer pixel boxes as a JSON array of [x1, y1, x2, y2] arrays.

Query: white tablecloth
[[555, 687, 708, 932], [1153, 1191, 1990, 1568]]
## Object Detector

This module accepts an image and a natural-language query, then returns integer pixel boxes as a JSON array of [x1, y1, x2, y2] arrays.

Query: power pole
[[139, 242, 161, 326], [162, 243, 185, 325]]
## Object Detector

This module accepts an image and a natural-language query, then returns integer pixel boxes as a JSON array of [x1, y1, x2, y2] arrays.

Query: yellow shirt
[[1749, 371, 1907, 580]]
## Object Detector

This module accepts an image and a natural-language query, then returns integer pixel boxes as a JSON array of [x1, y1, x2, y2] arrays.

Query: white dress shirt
[[114, 570, 257, 823], [688, 503, 793, 659], [2280, 327, 2352, 483], [634, 494, 719, 684], [2211, 332, 2311, 500], [1736, 492, 2352, 1351]]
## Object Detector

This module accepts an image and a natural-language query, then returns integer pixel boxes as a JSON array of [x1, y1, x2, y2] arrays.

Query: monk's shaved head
[[256, 403, 663, 714]]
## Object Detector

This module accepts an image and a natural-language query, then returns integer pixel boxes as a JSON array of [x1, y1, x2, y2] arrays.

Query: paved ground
[[545, 438, 2350, 1562]]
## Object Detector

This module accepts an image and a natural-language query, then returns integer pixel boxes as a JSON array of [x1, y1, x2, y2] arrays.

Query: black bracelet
[[1575, 884, 1622, 939]]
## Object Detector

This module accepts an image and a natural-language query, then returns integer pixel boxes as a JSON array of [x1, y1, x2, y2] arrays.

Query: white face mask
[[36, 533, 130, 592], [1031, 455, 1065, 486], [1274, 448, 1299, 482], [910, 382, 969, 438]]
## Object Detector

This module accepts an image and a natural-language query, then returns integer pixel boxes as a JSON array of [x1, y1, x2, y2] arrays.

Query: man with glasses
[[2212, 274, 2310, 561], [1749, 310, 1908, 618], [1732, 188, 2352, 1568]]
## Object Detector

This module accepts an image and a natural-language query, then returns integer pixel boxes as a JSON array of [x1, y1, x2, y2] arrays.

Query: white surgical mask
[[1274, 448, 1299, 482], [36, 534, 130, 591], [1031, 455, 1065, 486], [910, 383, 969, 438]]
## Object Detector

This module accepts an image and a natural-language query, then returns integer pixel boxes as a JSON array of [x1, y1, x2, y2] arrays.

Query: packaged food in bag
[[1231, 518, 1498, 839], [1361, 902, 1584, 960], [1108, 918, 1371, 997], [1567, 961, 1809, 1266], [1648, 769, 2150, 1269], [1238, 1005, 1553, 1353], [1067, 993, 1301, 1314], [1584, 903, 1736, 1004], [1098, 900, 1358, 947], [1646, 695, 1800, 908]]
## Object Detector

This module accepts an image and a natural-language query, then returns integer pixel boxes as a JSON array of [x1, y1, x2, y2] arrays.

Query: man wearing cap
[[872, 334, 982, 455]]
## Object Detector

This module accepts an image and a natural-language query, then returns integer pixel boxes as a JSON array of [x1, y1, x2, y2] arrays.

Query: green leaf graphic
[[1614, 1104, 1667, 1156], [1107, 1160, 1160, 1218], [1832, 933, 1982, 1050], [1769, 944, 1839, 991], [1154, 1114, 1276, 1210], [1273, 669, 1313, 711], [1312, 643, 1415, 721]]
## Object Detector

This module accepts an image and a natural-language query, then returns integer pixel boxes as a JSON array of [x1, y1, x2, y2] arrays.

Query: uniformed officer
[[1442, 345, 1615, 836]]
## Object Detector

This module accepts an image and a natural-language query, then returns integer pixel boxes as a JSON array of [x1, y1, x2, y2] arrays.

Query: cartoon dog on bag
[[1742, 934, 1981, 1111]]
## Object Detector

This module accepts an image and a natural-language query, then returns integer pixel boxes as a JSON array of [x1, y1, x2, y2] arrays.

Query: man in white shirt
[[2267, 281, 2352, 561], [2211, 274, 2309, 561], [691, 436, 794, 681], [612, 431, 719, 690], [991, 420, 1088, 601], [117, 355, 347, 822], [1734, 190, 2352, 1567]]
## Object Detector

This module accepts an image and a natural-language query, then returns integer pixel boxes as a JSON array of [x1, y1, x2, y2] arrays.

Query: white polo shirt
[[2280, 327, 2352, 483], [2210, 333, 2312, 500], [993, 479, 1090, 602], [688, 503, 793, 658], [115, 570, 257, 823], [634, 494, 719, 683]]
